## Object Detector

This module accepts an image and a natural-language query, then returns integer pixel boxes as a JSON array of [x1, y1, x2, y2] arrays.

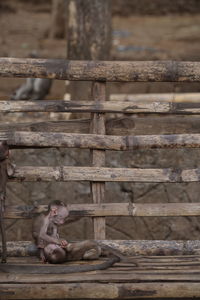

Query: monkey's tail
[[0, 256, 119, 274], [100, 244, 139, 267]]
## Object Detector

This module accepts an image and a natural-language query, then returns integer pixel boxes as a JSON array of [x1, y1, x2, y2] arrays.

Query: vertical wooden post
[[90, 81, 106, 239], [0, 141, 9, 263]]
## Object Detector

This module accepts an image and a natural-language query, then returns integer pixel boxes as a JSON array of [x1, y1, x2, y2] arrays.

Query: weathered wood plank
[[5, 131, 200, 150], [107, 115, 200, 135], [3, 269, 200, 284], [8, 166, 200, 182], [2, 240, 200, 257], [5, 254, 200, 264], [0, 58, 200, 82], [2, 99, 200, 114], [1, 115, 200, 135], [0, 119, 90, 134], [2, 282, 200, 299], [3, 258, 200, 284], [4, 203, 200, 219], [90, 81, 106, 239], [110, 92, 200, 102]]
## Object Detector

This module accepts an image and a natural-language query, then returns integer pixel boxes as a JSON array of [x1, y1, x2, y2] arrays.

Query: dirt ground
[[1, 0, 200, 242]]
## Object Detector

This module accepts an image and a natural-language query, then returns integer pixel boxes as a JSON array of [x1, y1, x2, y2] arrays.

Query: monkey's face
[[52, 207, 69, 225], [44, 244, 66, 264]]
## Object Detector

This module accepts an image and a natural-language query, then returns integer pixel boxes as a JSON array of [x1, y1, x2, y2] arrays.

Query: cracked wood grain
[[0, 58, 200, 82]]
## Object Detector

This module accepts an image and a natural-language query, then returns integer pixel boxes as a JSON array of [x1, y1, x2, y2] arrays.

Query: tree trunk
[[66, 0, 111, 104], [49, 0, 67, 39]]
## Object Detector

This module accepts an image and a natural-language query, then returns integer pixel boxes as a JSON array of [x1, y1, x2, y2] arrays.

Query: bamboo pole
[[0, 58, 200, 82]]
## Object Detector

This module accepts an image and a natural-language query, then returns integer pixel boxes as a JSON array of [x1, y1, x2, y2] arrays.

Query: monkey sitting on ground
[[32, 200, 139, 267], [32, 200, 70, 262], [0, 200, 139, 274]]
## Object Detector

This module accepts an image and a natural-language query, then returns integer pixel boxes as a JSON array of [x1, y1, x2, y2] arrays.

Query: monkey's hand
[[60, 240, 68, 247], [65, 243, 73, 252], [39, 249, 48, 264]]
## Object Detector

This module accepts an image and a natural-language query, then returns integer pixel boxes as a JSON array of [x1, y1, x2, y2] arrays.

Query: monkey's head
[[44, 244, 66, 264], [48, 200, 69, 226]]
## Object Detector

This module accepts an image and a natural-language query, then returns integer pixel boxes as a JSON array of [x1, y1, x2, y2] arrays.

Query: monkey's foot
[[83, 249, 100, 260]]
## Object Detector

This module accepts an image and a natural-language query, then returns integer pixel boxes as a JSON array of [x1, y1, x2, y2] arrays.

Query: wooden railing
[[1, 57, 200, 243]]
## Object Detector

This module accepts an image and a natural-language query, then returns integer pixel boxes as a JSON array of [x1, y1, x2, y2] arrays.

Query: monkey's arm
[[38, 215, 60, 245], [39, 229, 60, 245], [52, 224, 59, 239]]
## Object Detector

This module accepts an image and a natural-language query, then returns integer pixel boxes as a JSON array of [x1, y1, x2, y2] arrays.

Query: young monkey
[[43, 240, 102, 264], [32, 200, 69, 262], [33, 200, 102, 263], [0, 202, 139, 274]]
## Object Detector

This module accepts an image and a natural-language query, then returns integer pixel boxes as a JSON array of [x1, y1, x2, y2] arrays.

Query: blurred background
[[1, 0, 200, 242]]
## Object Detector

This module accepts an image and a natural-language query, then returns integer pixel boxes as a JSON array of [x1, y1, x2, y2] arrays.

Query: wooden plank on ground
[[0, 58, 200, 82], [2, 270, 200, 284], [2, 282, 200, 299], [2, 257, 200, 284]]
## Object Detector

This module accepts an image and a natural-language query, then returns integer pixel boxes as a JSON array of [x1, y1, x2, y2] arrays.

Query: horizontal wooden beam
[[110, 92, 200, 102], [3, 282, 200, 299], [3, 256, 200, 283], [2, 240, 200, 257], [0, 58, 200, 82], [0, 119, 90, 134], [4, 203, 200, 219], [2, 282, 200, 299], [1, 115, 200, 135], [2, 99, 200, 114], [8, 166, 200, 182], [4, 132, 200, 150]]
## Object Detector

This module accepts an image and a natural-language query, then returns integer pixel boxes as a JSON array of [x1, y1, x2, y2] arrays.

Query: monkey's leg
[[83, 247, 101, 260], [66, 241, 101, 261]]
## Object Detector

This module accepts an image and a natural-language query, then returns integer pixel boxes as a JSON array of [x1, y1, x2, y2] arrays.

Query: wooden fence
[[1, 58, 200, 243]]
